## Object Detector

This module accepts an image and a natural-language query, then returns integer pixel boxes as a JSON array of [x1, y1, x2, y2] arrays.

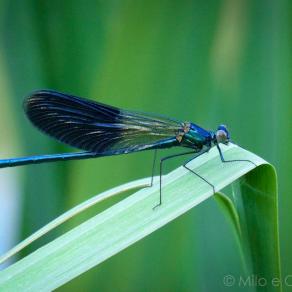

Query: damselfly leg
[[153, 149, 207, 209], [216, 145, 257, 167], [147, 149, 158, 188], [183, 150, 215, 194], [153, 145, 256, 209]]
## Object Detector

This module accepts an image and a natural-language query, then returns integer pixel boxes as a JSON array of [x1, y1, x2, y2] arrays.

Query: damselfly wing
[[24, 90, 213, 155]]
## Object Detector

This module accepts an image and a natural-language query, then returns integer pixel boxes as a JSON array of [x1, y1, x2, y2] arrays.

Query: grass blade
[[0, 144, 279, 291], [0, 178, 151, 265]]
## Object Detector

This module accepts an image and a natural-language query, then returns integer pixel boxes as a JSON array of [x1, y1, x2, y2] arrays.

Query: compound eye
[[216, 130, 227, 144]]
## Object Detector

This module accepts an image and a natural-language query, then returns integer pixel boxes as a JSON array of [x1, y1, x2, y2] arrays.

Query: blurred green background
[[0, 0, 291, 291]]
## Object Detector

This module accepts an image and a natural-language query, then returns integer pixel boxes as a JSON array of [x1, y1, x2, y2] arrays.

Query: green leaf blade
[[235, 164, 281, 291], [0, 144, 279, 291]]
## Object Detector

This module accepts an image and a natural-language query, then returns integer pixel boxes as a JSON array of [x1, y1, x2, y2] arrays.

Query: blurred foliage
[[0, 0, 291, 291]]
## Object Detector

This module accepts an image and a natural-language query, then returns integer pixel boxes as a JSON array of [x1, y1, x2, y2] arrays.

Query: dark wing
[[24, 90, 183, 154]]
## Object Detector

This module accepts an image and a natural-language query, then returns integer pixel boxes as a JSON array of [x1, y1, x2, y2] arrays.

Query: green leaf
[[0, 144, 280, 291], [233, 164, 281, 291], [212, 165, 280, 292]]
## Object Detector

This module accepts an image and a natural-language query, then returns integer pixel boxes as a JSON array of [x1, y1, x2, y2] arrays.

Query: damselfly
[[0, 90, 254, 207]]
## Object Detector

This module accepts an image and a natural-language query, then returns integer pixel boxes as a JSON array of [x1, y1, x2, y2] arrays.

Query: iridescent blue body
[[0, 90, 230, 168], [180, 123, 213, 150]]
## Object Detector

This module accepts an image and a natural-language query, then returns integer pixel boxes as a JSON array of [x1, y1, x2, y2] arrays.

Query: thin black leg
[[152, 150, 198, 210], [152, 144, 256, 210], [147, 149, 158, 188], [183, 149, 215, 194], [216, 144, 257, 167]]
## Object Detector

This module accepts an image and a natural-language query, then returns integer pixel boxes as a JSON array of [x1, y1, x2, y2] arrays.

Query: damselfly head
[[215, 125, 230, 144]]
